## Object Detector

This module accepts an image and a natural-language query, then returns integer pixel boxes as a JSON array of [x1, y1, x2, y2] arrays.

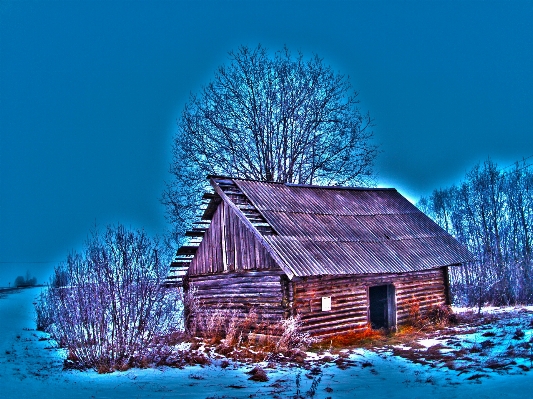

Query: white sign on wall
[[322, 296, 331, 311]]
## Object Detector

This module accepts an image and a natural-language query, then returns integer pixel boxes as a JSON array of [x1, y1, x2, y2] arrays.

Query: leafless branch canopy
[[419, 159, 533, 306], [180, 45, 376, 185], [162, 45, 379, 243]]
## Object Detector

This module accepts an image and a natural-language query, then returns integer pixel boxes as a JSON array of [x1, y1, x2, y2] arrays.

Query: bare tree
[[419, 159, 533, 306], [35, 224, 182, 372], [162, 45, 378, 243]]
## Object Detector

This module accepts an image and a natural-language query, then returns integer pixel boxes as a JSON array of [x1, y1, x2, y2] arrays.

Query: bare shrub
[[404, 302, 456, 330], [425, 304, 456, 326], [274, 315, 316, 353], [35, 224, 183, 372], [35, 290, 56, 332], [187, 305, 242, 344], [187, 300, 316, 359], [224, 309, 259, 348], [406, 297, 421, 326]]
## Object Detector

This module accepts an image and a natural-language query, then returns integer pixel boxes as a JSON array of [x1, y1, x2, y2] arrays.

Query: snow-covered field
[[1, 287, 532, 399]]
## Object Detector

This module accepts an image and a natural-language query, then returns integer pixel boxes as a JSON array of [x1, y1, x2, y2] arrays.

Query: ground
[[0, 287, 532, 398]]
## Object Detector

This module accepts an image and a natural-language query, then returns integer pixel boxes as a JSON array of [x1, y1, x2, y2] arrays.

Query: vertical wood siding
[[188, 201, 280, 275]]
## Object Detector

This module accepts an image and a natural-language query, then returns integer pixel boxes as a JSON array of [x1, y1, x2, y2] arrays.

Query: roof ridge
[[207, 175, 396, 191], [260, 210, 421, 216], [284, 183, 396, 191]]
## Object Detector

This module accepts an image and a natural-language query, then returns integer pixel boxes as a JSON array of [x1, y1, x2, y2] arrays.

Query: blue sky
[[1, 0, 532, 285]]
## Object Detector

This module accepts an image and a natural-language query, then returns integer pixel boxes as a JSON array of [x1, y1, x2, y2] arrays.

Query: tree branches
[[162, 45, 378, 243], [35, 225, 182, 372], [419, 160, 533, 305]]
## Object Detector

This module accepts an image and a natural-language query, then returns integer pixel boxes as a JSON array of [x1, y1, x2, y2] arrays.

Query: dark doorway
[[369, 284, 396, 329]]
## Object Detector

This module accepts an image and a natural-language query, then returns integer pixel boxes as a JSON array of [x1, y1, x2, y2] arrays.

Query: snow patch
[[1, 288, 532, 398]]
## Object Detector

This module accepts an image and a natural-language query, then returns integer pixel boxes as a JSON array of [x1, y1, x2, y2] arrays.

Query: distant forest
[[419, 159, 533, 306], [14, 272, 37, 288]]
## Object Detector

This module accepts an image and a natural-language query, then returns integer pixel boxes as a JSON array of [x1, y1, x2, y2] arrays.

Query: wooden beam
[[185, 230, 206, 237], [177, 246, 199, 255], [233, 179, 281, 236]]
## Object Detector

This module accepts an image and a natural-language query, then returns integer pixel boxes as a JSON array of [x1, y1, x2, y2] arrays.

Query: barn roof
[[205, 177, 473, 279]]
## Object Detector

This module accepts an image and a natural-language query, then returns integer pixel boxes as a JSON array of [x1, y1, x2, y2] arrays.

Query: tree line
[[418, 159, 533, 306], [14, 272, 37, 287]]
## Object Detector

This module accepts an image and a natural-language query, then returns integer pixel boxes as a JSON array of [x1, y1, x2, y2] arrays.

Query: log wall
[[186, 196, 449, 338], [188, 201, 280, 275], [186, 270, 286, 329], [290, 268, 448, 338]]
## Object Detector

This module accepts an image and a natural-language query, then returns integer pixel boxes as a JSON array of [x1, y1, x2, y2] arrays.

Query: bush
[[406, 298, 421, 326], [425, 304, 456, 326], [35, 224, 183, 371], [14, 272, 37, 287], [274, 315, 316, 352]]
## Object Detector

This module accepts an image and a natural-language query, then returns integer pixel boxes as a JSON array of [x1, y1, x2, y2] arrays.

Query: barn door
[[369, 284, 396, 330]]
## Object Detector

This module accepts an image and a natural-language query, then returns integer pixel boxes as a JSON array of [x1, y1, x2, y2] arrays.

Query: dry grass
[[247, 366, 269, 382], [313, 307, 458, 351], [319, 327, 385, 349], [314, 325, 436, 352], [187, 304, 316, 362]]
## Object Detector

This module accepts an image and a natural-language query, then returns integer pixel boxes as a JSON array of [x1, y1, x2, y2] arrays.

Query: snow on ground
[[1, 287, 532, 398]]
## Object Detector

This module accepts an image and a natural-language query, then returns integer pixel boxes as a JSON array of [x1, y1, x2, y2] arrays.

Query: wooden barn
[[167, 176, 473, 338]]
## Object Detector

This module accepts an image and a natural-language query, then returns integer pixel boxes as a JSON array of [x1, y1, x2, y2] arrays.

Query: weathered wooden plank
[[187, 269, 285, 331], [299, 308, 369, 322], [302, 322, 370, 337], [289, 269, 447, 337], [190, 281, 278, 289], [189, 269, 284, 280], [397, 297, 446, 312], [300, 317, 370, 329], [194, 290, 281, 298], [209, 177, 292, 278]]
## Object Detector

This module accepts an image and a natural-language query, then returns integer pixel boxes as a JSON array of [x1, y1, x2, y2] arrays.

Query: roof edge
[[206, 174, 397, 192], [284, 183, 396, 191]]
